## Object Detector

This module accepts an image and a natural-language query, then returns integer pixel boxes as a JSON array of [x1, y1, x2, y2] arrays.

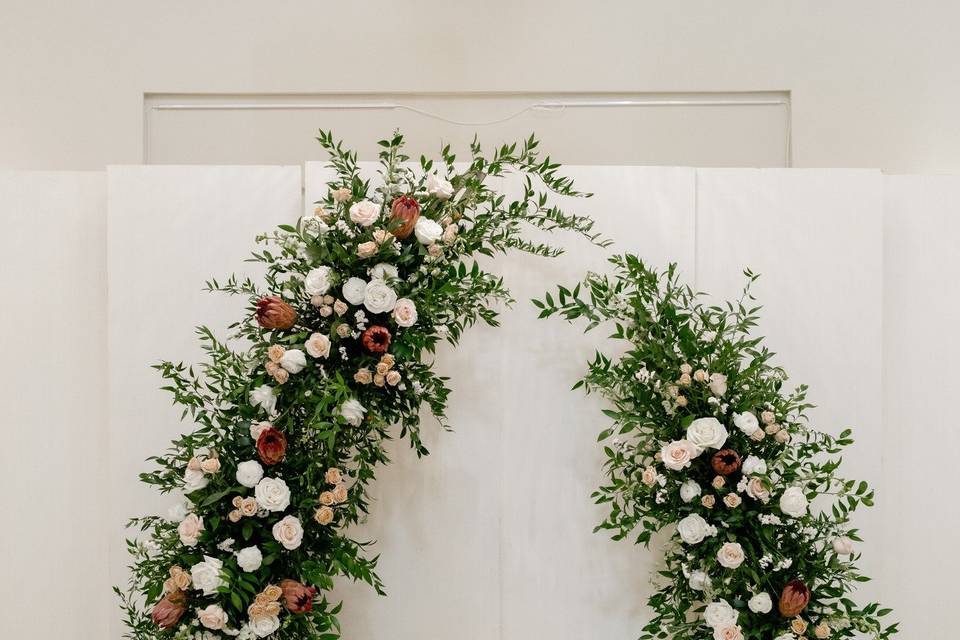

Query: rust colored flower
[[361, 325, 392, 353], [256, 427, 287, 465], [779, 579, 811, 617], [151, 590, 187, 629], [711, 448, 742, 475], [256, 296, 297, 330], [389, 195, 420, 239], [280, 579, 317, 614]]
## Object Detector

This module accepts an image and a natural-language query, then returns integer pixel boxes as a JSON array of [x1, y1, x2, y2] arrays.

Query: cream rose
[[677, 513, 711, 544], [177, 513, 204, 547], [779, 486, 809, 518], [341, 277, 367, 305], [686, 417, 728, 451], [198, 604, 228, 630], [314, 506, 335, 525], [392, 298, 418, 327], [832, 536, 854, 555], [339, 398, 366, 426], [191, 555, 224, 595], [250, 615, 280, 638], [641, 466, 658, 487], [348, 200, 380, 226], [236, 460, 264, 488], [748, 592, 773, 614], [717, 542, 745, 568], [661, 439, 698, 471], [272, 515, 304, 550], [304, 266, 333, 296], [746, 477, 771, 503], [709, 372, 728, 396], [254, 477, 291, 512], [703, 600, 738, 628], [414, 217, 443, 245], [356, 241, 378, 258], [426, 173, 454, 200], [713, 624, 743, 640], [733, 412, 760, 436], [279, 349, 306, 374], [305, 333, 331, 359], [363, 280, 397, 314]]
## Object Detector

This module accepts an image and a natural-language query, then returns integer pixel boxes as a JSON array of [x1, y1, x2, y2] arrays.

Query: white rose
[[392, 298, 418, 328], [426, 173, 454, 200], [677, 513, 710, 544], [279, 349, 306, 374], [703, 600, 738, 628], [249, 385, 277, 415], [177, 513, 204, 547], [236, 546, 263, 572], [183, 468, 209, 493], [748, 592, 773, 613], [236, 460, 264, 488], [198, 604, 228, 630], [716, 542, 745, 569], [680, 480, 702, 503], [348, 200, 380, 227], [709, 373, 728, 396], [298, 215, 329, 236], [741, 455, 767, 476], [254, 477, 291, 512], [686, 417, 728, 451], [272, 515, 304, 550], [688, 570, 710, 591], [167, 499, 191, 523], [340, 398, 366, 426], [370, 262, 399, 282], [414, 217, 443, 245], [733, 412, 760, 436], [779, 486, 809, 518], [304, 266, 333, 296], [363, 280, 397, 314], [250, 615, 280, 638], [832, 536, 854, 555], [774, 635, 797, 640], [342, 277, 367, 305], [190, 555, 224, 596], [661, 439, 698, 471], [305, 333, 331, 359], [714, 624, 744, 640]]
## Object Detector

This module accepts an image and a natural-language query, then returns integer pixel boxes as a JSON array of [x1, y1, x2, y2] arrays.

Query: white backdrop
[[1, 166, 956, 638]]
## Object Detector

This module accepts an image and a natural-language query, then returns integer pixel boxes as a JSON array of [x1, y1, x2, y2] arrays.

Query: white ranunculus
[[733, 411, 760, 436], [236, 545, 263, 572], [709, 373, 728, 396], [167, 499, 191, 523], [392, 298, 418, 328], [235, 460, 264, 488], [272, 515, 304, 550], [677, 513, 710, 544], [688, 570, 710, 591], [704, 600, 738, 629], [342, 277, 367, 305], [363, 280, 397, 314], [305, 333, 331, 359], [279, 348, 306, 374], [370, 262, 399, 282], [779, 486, 809, 517], [249, 384, 277, 415], [250, 615, 281, 638], [191, 555, 224, 596], [348, 200, 380, 226], [741, 455, 767, 476], [198, 604, 228, 630], [680, 480, 702, 503], [183, 468, 209, 493], [304, 266, 333, 296], [716, 542, 745, 569], [254, 477, 291, 512], [832, 536, 854, 555], [426, 173, 454, 200], [686, 417, 728, 451], [177, 513, 204, 547], [661, 439, 698, 471], [340, 398, 366, 426], [748, 592, 773, 614], [414, 217, 443, 245]]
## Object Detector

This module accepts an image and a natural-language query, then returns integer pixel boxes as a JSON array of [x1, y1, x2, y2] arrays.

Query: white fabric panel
[[0, 172, 109, 640], [696, 169, 885, 603], [882, 175, 960, 637], [106, 166, 302, 637]]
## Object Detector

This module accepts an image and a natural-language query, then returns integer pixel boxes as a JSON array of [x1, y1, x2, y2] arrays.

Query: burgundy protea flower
[[256, 296, 297, 330], [280, 579, 317, 614], [389, 195, 420, 239], [256, 427, 287, 466], [779, 579, 811, 617], [151, 590, 187, 629], [361, 325, 392, 353], [711, 448, 742, 475]]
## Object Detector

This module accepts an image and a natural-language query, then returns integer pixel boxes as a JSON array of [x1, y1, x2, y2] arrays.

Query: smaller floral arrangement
[[535, 256, 898, 640]]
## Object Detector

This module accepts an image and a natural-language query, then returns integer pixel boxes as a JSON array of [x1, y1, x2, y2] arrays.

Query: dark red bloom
[[256, 296, 297, 330], [151, 590, 187, 629], [779, 579, 811, 617], [711, 448, 741, 475], [280, 579, 317, 613], [361, 325, 392, 353], [389, 196, 420, 240], [256, 427, 287, 465]]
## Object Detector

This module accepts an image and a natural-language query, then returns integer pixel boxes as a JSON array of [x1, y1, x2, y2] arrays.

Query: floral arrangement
[[535, 256, 898, 640], [117, 131, 605, 639]]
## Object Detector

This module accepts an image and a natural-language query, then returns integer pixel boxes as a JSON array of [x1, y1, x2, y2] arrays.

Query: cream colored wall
[[1, 0, 960, 172]]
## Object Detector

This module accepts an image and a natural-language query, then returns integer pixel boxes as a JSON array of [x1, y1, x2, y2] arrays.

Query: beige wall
[[1, 0, 959, 172]]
